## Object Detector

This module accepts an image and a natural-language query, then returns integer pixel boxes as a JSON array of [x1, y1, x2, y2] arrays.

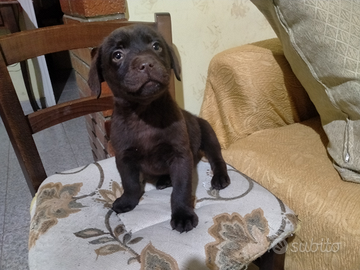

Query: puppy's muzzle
[[130, 55, 169, 87], [133, 55, 156, 74]]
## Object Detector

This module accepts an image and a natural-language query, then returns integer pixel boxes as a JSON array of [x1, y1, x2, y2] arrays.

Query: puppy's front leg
[[170, 155, 198, 233], [112, 155, 143, 214]]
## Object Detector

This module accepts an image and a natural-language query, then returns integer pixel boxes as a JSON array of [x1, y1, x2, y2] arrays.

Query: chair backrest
[[0, 13, 175, 196]]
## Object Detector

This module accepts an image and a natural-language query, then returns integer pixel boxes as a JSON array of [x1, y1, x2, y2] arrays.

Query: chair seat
[[29, 157, 297, 269]]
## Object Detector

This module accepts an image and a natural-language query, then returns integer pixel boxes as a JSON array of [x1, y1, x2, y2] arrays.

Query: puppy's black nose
[[139, 62, 154, 71]]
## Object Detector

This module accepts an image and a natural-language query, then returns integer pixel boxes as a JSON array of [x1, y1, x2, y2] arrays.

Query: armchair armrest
[[200, 38, 317, 149]]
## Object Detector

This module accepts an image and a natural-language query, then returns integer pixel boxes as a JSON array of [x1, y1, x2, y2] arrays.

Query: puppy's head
[[88, 24, 181, 103]]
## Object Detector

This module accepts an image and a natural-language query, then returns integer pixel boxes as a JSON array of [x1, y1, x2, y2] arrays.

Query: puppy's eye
[[112, 50, 123, 62], [152, 42, 162, 52]]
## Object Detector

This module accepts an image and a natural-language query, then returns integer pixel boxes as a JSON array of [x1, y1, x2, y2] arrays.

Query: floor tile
[[33, 123, 69, 154], [39, 143, 80, 176], [62, 117, 93, 167], [2, 145, 31, 270], [32, 123, 89, 175], [51, 69, 73, 103], [0, 120, 10, 263], [57, 71, 80, 103], [5, 147, 32, 228], [0, 228, 30, 270]]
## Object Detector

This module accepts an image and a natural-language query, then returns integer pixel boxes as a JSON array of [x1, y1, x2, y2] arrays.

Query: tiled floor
[[0, 70, 94, 270]]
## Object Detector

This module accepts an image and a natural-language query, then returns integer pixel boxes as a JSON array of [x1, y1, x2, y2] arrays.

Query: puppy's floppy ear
[[88, 47, 104, 98], [167, 44, 181, 81]]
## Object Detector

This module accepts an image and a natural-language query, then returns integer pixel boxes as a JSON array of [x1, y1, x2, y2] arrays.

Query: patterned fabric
[[200, 38, 317, 149], [200, 39, 360, 270], [29, 158, 297, 270], [251, 0, 360, 183]]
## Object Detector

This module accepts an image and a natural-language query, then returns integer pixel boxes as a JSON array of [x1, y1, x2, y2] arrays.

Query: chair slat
[[28, 95, 114, 133], [0, 21, 152, 65]]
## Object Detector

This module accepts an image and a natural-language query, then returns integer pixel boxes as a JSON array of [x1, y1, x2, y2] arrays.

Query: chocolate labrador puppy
[[88, 24, 230, 233]]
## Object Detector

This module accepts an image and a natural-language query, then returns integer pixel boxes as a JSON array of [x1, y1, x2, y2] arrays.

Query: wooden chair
[[0, 13, 291, 270]]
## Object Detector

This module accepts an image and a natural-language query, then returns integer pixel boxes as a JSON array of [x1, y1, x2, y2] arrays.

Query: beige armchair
[[200, 38, 360, 270]]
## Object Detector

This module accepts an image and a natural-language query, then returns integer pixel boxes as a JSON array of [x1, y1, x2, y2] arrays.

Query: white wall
[[127, 0, 275, 115]]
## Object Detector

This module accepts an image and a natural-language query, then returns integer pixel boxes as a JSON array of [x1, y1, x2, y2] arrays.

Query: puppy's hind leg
[[197, 118, 230, 190], [156, 174, 172, 190]]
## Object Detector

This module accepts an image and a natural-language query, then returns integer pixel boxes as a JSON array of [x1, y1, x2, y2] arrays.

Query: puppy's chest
[[124, 121, 181, 174], [113, 116, 183, 157], [133, 124, 173, 152]]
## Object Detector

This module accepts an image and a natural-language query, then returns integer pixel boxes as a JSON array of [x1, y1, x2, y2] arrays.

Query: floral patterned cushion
[[29, 157, 297, 270]]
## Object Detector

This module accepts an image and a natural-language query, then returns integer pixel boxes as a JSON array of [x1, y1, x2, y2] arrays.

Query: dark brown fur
[[88, 25, 230, 233]]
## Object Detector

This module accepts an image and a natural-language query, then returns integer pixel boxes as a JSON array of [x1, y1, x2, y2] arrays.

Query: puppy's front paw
[[211, 172, 230, 190], [171, 208, 198, 233], [112, 196, 138, 214]]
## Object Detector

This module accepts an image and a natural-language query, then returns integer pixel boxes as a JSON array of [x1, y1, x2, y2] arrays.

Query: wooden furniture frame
[[0, 13, 175, 195]]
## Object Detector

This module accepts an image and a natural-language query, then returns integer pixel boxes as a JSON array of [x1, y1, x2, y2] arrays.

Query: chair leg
[[254, 249, 285, 270]]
